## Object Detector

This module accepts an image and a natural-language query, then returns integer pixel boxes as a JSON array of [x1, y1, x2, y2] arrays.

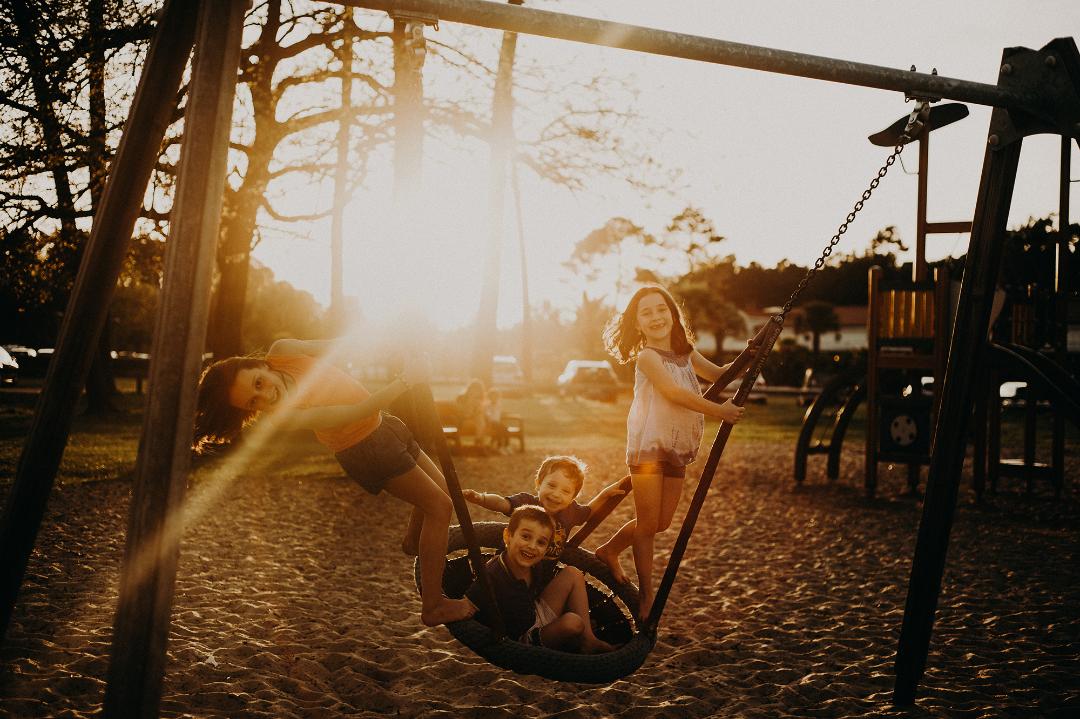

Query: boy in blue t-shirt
[[463, 455, 626, 580]]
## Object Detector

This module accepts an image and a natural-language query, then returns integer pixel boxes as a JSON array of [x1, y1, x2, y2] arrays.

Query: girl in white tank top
[[594, 284, 748, 621]]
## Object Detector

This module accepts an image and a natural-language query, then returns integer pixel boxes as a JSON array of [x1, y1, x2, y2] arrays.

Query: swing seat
[[415, 522, 657, 683]]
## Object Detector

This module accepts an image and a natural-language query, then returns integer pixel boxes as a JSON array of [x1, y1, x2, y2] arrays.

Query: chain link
[[778, 101, 929, 319]]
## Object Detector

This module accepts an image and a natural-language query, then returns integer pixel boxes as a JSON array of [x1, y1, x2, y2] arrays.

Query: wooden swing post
[[0, 0, 199, 643]]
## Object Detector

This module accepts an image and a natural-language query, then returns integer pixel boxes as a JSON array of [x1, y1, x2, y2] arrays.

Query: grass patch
[[0, 393, 145, 487], [1, 385, 1073, 490]]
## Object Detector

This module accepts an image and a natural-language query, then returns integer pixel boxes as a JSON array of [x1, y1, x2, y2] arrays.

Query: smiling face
[[227, 366, 288, 412], [502, 519, 553, 572], [536, 468, 581, 514], [635, 290, 674, 347]]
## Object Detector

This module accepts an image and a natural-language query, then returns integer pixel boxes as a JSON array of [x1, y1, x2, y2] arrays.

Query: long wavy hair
[[603, 284, 694, 364], [192, 356, 267, 454]]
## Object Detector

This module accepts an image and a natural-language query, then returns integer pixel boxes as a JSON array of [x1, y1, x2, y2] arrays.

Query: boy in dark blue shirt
[[466, 505, 614, 653]]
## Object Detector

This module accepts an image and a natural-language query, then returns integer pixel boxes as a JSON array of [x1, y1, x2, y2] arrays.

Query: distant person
[[466, 505, 615, 653], [485, 387, 510, 451], [455, 378, 488, 441], [462, 455, 626, 587], [193, 338, 475, 627], [594, 284, 749, 621]]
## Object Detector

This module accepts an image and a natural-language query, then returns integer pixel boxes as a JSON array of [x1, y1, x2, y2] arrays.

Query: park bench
[[435, 400, 525, 453]]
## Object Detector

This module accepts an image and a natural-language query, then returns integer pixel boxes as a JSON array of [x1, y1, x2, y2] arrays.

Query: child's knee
[[636, 516, 661, 536], [427, 492, 453, 522], [561, 565, 584, 583], [563, 612, 586, 636]]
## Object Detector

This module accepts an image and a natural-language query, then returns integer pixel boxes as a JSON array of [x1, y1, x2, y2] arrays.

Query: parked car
[[0, 346, 19, 385], [5, 345, 48, 378], [491, 355, 527, 395], [704, 370, 768, 404], [557, 359, 619, 402]]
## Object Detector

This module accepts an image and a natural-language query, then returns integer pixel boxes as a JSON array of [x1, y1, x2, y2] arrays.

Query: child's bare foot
[[421, 597, 476, 627], [595, 543, 629, 585], [581, 636, 616, 654]]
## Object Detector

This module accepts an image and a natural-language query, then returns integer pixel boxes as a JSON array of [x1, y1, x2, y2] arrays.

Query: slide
[[986, 342, 1080, 428], [794, 370, 865, 483]]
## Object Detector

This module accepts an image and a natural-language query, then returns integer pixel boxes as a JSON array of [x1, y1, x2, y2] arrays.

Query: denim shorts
[[335, 413, 420, 495], [628, 461, 687, 479]]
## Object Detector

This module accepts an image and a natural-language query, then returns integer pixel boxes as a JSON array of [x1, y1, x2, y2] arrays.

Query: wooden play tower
[[0, 0, 1076, 714], [863, 102, 971, 497]]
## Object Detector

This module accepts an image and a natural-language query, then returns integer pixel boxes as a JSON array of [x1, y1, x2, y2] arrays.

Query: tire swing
[[409, 101, 924, 682], [424, 521, 654, 683]]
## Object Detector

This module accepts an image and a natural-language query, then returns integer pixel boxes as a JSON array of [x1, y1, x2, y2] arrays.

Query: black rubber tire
[[415, 522, 656, 684]]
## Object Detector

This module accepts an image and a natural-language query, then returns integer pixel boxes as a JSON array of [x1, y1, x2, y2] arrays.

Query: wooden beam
[[925, 221, 973, 234], [341, 0, 1037, 110], [915, 135, 928, 281], [0, 0, 197, 643], [102, 1, 246, 715], [893, 108, 1023, 706]]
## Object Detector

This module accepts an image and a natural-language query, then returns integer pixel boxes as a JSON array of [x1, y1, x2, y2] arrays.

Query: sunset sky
[[251, 0, 1078, 331]]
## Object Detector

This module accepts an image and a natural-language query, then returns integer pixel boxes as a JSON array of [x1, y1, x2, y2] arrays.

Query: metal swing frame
[[0, 0, 1076, 714]]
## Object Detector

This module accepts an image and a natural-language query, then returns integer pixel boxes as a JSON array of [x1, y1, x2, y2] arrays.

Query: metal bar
[[925, 221, 973, 234], [866, 267, 881, 497], [1052, 136, 1070, 495], [0, 0, 198, 644], [915, 136, 929, 281], [341, 0, 1036, 110], [103, 0, 246, 714], [893, 108, 1023, 706]]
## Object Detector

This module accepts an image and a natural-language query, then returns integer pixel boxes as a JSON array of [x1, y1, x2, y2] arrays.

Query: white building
[[699, 306, 869, 354]]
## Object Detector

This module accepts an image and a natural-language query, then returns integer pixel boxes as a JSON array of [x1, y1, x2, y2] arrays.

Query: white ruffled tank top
[[625, 348, 704, 467]]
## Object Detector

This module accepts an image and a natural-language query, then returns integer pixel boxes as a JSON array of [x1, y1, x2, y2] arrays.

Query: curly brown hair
[[602, 284, 694, 364], [192, 356, 267, 454]]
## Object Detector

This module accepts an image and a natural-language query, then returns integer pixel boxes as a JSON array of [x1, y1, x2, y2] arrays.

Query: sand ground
[[1, 422, 1078, 718]]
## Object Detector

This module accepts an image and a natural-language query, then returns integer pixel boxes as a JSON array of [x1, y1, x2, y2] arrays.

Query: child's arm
[[689, 350, 729, 384], [462, 489, 512, 515], [584, 477, 630, 516], [267, 338, 341, 357], [277, 378, 410, 430], [639, 349, 744, 423]]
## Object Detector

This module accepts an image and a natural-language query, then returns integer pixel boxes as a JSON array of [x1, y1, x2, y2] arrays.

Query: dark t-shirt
[[465, 553, 544, 641], [504, 492, 591, 561]]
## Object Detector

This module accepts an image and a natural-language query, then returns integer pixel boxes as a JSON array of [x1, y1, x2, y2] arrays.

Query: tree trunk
[[471, 14, 519, 384], [206, 0, 280, 359], [10, 2, 78, 240], [84, 0, 120, 414], [511, 161, 532, 382], [208, 189, 262, 358], [329, 10, 355, 334], [12, 0, 120, 412]]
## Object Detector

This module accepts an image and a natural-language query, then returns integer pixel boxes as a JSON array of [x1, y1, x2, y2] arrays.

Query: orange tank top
[[265, 353, 381, 452]]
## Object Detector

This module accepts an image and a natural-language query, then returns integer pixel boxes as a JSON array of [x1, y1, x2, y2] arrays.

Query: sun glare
[[343, 164, 495, 331], [257, 148, 528, 332]]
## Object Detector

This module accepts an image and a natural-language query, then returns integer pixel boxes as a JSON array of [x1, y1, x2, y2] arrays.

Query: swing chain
[[779, 100, 930, 318]]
